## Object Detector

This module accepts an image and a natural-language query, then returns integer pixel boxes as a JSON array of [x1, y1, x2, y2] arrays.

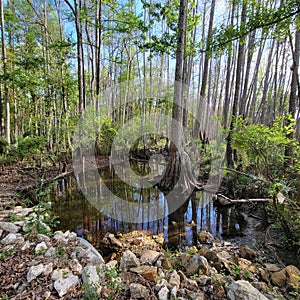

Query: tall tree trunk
[[193, 0, 215, 139], [222, 8, 235, 128], [226, 3, 246, 168], [170, 0, 187, 155], [0, 0, 10, 144], [64, 0, 86, 114], [285, 19, 300, 165], [95, 0, 102, 97], [239, 29, 255, 117]]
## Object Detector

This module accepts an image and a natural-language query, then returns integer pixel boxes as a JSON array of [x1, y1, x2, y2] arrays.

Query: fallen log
[[15, 170, 74, 198], [213, 194, 272, 206]]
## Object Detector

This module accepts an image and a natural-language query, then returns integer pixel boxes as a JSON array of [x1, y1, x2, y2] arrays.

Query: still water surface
[[51, 161, 243, 250]]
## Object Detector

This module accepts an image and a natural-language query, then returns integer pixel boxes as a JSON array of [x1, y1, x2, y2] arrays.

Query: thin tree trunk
[[285, 18, 300, 165], [95, 0, 102, 96], [64, 0, 86, 114], [0, 0, 10, 144], [226, 3, 246, 168], [193, 0, 215, 138], [222, 8, 235, 128]]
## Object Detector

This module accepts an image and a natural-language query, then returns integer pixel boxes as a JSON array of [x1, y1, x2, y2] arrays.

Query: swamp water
[[51, 161, 246, 251]]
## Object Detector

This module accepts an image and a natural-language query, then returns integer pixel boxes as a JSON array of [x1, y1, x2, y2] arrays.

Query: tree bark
[[170, 0, 187, 155], [226, 3, 246, 168], [194, 0, 215, 139], [285, 16, 300, 165], [0, 0, 10, 144], [64, 0, 86, 114]]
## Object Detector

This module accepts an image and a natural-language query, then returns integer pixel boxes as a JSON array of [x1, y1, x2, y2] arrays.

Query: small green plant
[[25, 181, 60, 236], [0, 248, 16, 260], [190, 268, 203, 280], [163, 249, 185, 269], [289, 275, 300, 300], [230, 263, 242, 278], [211, 273, 223, 287], [104, 267, 124, 300], [81, 282, 99, 300], [8, 212, 20, 222], [244, 268, 253, 280], [54, 245, 67, 257]]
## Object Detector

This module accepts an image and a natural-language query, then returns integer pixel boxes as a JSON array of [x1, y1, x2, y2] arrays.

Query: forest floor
[[0, 155, 299, 283], [0, 211, 299, 299]]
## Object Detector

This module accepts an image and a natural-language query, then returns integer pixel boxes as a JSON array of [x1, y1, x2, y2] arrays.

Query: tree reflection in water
[[51, 162, 246, 250]]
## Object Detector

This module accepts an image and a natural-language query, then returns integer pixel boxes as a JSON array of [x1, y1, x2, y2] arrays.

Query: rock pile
[[0, 208, 299, 299]]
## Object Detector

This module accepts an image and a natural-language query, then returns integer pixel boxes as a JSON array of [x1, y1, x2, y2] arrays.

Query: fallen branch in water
[[213, 194, 272, 206], [16, 170, 74, 198]]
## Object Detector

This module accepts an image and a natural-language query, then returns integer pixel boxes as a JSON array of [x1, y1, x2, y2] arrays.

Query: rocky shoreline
[[0, 206, 299, 299]]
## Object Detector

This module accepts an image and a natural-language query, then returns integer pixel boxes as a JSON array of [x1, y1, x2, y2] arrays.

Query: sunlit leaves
[[207, 0, 299, 54], [232, 115, 300, 178]]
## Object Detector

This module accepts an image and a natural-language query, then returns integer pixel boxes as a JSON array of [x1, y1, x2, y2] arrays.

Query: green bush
[[96, 118, 118, 156], [232, 115, 300, 180], [9, 135, 46, 160]]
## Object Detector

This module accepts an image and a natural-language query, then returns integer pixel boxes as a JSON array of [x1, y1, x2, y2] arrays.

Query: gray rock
[[82, 265, 100, 285], [38, 234, 51, 242], [170, 286, 178, 300], [106, 260, 118, 269], [54, 273, 79, 297], [69, 258, 83, 274], [169, 270, 180, 288], [21, 240, 32, 251], [158, 285, 169, 300], [14, 221, 25, 228], [187, 291, 205, 300], [0, 222, 19, 233], [77, 237, 105, 265], [51, 269, 71, 281], [0, 229, 3, 238], [227, 280, 269, 300], [86, 249, 105, 265], [197, 275, 212, 286], [183, 279, 198, 291], [45, 246, 56, 257], [43, 263, 53, 276], [35, 241, 48, 254], [186, 255, 210, 276], [130, 283, 150, 299], [155, 278, 169, 293], [140, 249, 161, 265], [119, 250, 140, 271], [2, 233, 17, 244], [27, 264, 45, 282], [53, 231, 68, 244]]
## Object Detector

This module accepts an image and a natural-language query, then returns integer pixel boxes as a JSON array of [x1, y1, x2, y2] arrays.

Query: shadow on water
[[51, 161, 246, 250]]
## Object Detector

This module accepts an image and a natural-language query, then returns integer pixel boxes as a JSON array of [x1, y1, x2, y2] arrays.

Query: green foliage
[[81, 281, 99, 300], [81, 267, 124, 300], [232, 115, 300, 245], [104, 267, 125, 299], [289, 275, 300, 299], [0, 248, 16, 260], [230, 263, 242, 278], [24, 181, 60, 237], [208, 0, 299, 54], [140, 0, 200, 56], [97, 118, 118, 156], [232, 115, 299, 179], [0, 137, 9, 154], [9, 135, 47, 161]]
